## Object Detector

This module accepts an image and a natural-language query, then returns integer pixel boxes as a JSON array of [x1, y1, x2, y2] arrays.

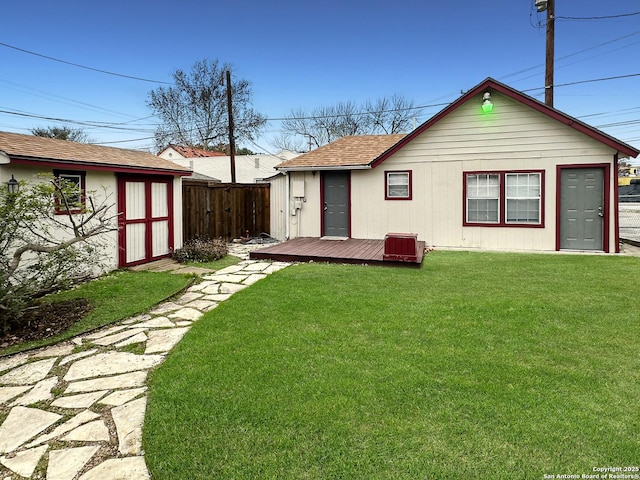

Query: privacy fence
[[182, 180, 270, 242]]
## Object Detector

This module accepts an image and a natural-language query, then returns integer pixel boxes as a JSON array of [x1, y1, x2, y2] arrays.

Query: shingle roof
[[276, 134, 406, 170], [0, 131, 190, 174], [162, 144, 225, 158]]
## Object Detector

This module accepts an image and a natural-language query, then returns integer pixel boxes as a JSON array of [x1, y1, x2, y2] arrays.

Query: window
[[54, 170, 85, 214], [464, 170, 543, 227], [385, 170, 412, 200]]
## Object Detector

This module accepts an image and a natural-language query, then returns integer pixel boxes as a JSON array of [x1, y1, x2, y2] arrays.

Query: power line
[[0, 41, 172, 85], [556, 11, 640, 21]]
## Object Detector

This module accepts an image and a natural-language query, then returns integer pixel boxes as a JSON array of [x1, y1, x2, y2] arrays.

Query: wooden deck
[[249, 237, 426, 266]]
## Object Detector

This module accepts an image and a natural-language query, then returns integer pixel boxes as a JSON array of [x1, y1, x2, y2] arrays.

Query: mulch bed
[[0, 298, 93, 349]]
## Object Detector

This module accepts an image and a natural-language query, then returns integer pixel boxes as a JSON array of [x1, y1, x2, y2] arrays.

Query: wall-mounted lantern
[[6, 175, 19, 194]]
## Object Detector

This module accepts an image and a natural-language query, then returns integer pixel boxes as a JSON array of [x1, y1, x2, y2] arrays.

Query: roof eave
[[9, 156, 192, 176], [277, 164, 372, 172]]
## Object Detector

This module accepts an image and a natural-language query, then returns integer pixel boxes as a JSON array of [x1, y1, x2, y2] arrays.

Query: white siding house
[[275, 78, 639, 254], [0, 131, 191, 269]]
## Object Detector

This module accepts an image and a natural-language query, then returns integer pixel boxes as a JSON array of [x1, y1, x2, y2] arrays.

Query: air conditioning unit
[[383, 233, 419, 263]]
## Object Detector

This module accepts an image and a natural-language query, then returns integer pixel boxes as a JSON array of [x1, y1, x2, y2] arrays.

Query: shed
[[0, 131, 191, 268]]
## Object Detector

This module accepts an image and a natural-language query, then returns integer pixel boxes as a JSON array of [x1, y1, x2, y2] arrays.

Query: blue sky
[[1, 0, 639, 159]]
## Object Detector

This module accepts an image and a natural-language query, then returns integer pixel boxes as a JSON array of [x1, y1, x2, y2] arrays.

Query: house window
[[385, 170, 412, 200], [464, 170, 543, 227], [54, 170, 85, 214]]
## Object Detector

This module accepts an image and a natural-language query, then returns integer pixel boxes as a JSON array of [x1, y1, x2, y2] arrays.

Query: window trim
[[385, 170, 412, 200], [463, 169, 545, 228], [54, 170, 86, 215]]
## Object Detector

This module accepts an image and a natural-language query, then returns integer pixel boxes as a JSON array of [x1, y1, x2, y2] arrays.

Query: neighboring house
[[275, 78, 639, 253], [158, 144, 225, 160], [167, 150, 300, 184], [0, 131, 191, 268]]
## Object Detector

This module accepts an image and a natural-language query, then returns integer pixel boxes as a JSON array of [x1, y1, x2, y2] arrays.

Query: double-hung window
[[385, 170, 412, 200], [464, 170, 543, 227], [54, 170, 85, 214]]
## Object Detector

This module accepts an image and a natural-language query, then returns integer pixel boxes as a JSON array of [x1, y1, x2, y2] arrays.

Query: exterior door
[[322, 171, 350, 237], [118, 176, 174, 266], [559, 167, 604, 250]]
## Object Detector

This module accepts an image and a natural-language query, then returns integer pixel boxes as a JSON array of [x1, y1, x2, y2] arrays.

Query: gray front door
[[322, 171, 349, 237], [560, 167, 604, 250]]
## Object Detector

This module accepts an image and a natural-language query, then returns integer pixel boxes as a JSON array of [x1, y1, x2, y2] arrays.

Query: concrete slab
[[112, 396, 146, 455], [98, 387, 146, 407], [219, 282, 249, 294], [114, 332, 148, 348], [51, 391, 108, 409], [145, 328, 190, 354], [0, 406, 61, 453], [129, 317, 174, 329], [27, 410, 99, 447], [78, 456, 150, 480], [175, 291, 204, 303], [64, 352, 163, 382], [0, 444, 48, 478], [0, 386, 31, 404], [0, 358, 57, 385], [31, 344, 74, 358], [91, 328, 148, 347], [65, 371, 148, 394], [243, 273, 267, 285], [0, 354, 29, 374], [62, 420, 109, 442], [47, 445, 100, 480], [10, 376, 58, 406], [167, 308, 202, 321], [59, 349, 99, 367], [205, 273, 249, 283], [148, 302, 182, 315], [201, 283, 221, 295]]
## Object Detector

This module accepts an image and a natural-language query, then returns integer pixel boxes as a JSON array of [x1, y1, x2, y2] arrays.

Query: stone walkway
[[0, 244, 289, 480]]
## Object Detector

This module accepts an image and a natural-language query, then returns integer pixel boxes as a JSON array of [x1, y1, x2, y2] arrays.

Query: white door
[[118, 176, 173, 266]]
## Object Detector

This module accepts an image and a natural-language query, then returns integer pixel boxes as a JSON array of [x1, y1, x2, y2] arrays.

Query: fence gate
[[182, 181, 270, 242]]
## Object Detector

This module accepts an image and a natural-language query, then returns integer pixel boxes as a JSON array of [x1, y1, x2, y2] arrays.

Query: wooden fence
[[182, 180, 270, 242]]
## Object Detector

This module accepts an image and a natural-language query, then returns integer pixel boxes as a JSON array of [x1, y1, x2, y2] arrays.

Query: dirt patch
[[0, 299, 93, 349]]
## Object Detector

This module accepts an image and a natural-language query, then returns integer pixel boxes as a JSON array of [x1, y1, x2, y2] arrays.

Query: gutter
[[277, 165, 372, 173]]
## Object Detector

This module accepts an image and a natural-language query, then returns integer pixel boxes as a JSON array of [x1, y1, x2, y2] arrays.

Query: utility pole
[[536, 0, 555, 107], [545, 0, 555, 107], [226, 70, 237, 183]]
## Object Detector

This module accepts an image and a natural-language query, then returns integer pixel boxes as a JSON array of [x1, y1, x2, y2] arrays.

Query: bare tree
[[1, 175, 117, 327], [274, 95, 422, 152], [148, 58, 266, 152]]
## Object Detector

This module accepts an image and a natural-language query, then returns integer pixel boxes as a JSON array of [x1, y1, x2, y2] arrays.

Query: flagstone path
[[0, 244, 289, 480]]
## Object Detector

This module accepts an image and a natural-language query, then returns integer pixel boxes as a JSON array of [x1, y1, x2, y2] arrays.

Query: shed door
[[559, 167, 604, 250], [118, 176, 174, 266], [322, 171, 350, 238]]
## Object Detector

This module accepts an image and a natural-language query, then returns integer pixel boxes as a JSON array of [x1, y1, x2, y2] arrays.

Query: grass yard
[[1, 270, 191, 356], [145, 251, 640, 479]]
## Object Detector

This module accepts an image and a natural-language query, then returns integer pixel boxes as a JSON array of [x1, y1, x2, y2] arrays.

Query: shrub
[[172, 237, 228, 263]]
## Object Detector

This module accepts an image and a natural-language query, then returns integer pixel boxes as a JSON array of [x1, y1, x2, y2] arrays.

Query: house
[[0, 131, 191, 268], [166, 150, 301, 184], [158, 144, 225, 160], [275, 78, 639, 254]]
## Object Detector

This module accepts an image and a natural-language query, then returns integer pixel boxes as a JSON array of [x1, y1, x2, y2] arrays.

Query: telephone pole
[[226, 70, 237, 183], [536, 0, 555, 107]]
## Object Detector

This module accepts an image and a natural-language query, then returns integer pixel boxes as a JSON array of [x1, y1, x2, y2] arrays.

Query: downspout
[[284, 171, 290, 239], [614, 153, 620, 253]]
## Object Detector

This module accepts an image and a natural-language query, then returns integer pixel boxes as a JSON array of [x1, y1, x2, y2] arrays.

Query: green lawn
[[145, 251, 640, 479], [1, 270, 191, 356]]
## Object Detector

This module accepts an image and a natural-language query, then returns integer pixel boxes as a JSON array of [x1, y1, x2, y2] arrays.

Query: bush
[[172, 238, 228, 263]]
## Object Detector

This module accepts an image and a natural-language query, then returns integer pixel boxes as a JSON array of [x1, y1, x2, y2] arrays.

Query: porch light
[[481, 92, 493, 113], [6, 175, 19, 194]]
